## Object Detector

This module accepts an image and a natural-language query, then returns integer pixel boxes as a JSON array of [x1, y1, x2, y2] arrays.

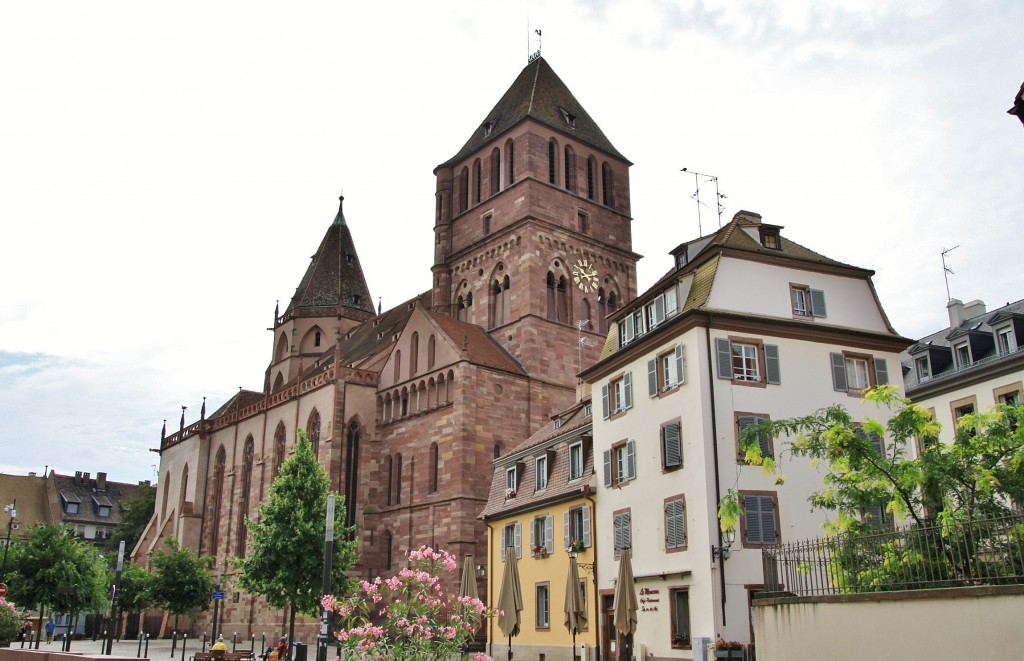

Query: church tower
[[431, 56, 638, 411], [268, 196, 376, 391]]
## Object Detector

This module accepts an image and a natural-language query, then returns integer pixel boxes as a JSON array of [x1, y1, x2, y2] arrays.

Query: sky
[[1, 0, 1022, 485]]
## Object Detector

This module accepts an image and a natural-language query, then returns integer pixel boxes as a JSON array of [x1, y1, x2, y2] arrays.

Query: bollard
[[251, 635, 256, 655], [232, 632, 237, 652], [261, 634, 266, 659], [138, 632, 144, 658], [171, 631, 177, 658], [145, 633, 150, 658], [181, 633, 188, 661], [203, 633, 208, 652]]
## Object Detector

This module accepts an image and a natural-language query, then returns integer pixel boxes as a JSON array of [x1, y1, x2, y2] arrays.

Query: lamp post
[[711, 528, 737, 562], [1, 499, 16, 582], [211, 564, 223, 643], [104, 541, 125, 655], [316, 495, 335, 661]]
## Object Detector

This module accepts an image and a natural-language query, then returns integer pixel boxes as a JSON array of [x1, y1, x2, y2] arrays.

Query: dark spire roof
[[284, 196, 375, 317], [440, 56, 627, 168]]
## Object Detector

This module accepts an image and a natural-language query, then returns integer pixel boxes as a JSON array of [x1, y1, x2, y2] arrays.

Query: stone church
[[134, 55, 638, 636]]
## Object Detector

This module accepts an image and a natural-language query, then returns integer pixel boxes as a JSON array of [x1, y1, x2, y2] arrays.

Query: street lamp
[[1, 499, 16, 582], [712, 529, 737, 561], [316, 495, 335, 661], [104, 541, 125, 655]]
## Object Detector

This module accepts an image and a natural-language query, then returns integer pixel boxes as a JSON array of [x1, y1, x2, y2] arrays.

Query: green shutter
[[716, 338, 732, 379], [765, 344, 781, 384], [662, 423, 682, 468], [830, 353, 848, 391]]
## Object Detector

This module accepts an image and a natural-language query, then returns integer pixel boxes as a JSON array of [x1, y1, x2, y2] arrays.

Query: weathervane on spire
[[528, 28, 542, 63]]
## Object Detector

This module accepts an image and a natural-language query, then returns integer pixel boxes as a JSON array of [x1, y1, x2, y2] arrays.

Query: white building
[[580, 210, 910, 660], [901, 297, 1024, 444]]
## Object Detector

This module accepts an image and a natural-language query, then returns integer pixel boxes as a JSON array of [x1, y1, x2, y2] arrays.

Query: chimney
[[75, 470, 83, 483], [96, 472, 107, 491], [963, 299, 987, 321], [947, 298, 966, 329], [83, 471, 90, 484], [733, 210, 762, 225]]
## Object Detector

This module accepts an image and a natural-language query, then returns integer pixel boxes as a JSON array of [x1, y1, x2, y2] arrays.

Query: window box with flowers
[[532, 545, 549, 559], [568, 539, 585, 553], [710, 639, 746, 660]]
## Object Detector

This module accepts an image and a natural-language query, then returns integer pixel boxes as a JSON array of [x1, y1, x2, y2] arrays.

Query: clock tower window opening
[[586, 157, 596, 200], [548, 139, 558, 185], [458, 167, 469, 214], [490, 274, 511, 328], [505, 138, 515, 185], [473, 158, 482, 205], [601, 161, 614, 207], [581, 299, 592, 330], [456, 291, 472, 322], [546, 271, 569, 323], [490, 148, 501, 196], [564, 145, 575, 193], [578, 211, 589, 234]]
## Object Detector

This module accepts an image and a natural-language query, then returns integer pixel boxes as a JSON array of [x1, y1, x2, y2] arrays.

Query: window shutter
[[810, 289, 827, 317], [675, 344, 685, 385], [514, 522, 522, 559], [760, 497, 777, 544], [873, 358, 889, 385], [664, 501, 675, 548], [715, 338, 732, 379], [603, 449, 612, 487], [662, 423, 682, 468], [564, 511, 571, 549], [623, 372, 633, 410], [602, 384, 610, 419], [830, 352, 848, 392], [613, 515, 622, 552], [545, 515, 554, 553], [864, 504, 885, 527], [654, 295, 665, 324], [582, 505, 591, 547], [743, 495, 762, 544], [665, 500, 685, 548], [623, 511, 632, 549], [501, 528, 508, 561], [529, 518, 535, 550], [648, 359, 658, 397], [765, 344, 781, 384], [625, 440, 636, 481]]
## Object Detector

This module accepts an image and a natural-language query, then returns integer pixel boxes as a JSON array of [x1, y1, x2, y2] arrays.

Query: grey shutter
[[501, 526, 508, 561], [564, 511, 571, 550], [665, 500, 685, 548], [582, 505, 591, 547], [654, 295, 665, 324], [613, 514, 622, 552], [760, 497, 777, 544], [625, 440, 636, 481], [514, 522, 522, 559], [530, 517, 535, 551], [715, 338, 733, 379], [662, 423, 682, 468], [623, 511, 632, 549], [602, 384, 610, 419], [765, 344, 781, 384], [664, 501, 675, 548], [623, 372, 633, 410], [873, 358, 889, 385], [603, 449, 612, 487], [675, 344, 685, 385], [648, 359, 658, 397], [743, 495, 761, 544], [810, 289, 827, 317], [545, 515, 554, 553], [830, 352, 848, 392]]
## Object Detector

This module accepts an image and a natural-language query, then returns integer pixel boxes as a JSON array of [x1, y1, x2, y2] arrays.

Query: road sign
[[0, 583, 7, 598], [212, 591, 225, 600]]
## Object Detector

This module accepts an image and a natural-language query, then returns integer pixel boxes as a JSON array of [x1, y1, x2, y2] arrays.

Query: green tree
[[149, 538, 215, 632], [5, 524, 108, 646], [236, 430, 357, 653], [105, 484, 156, 554], [111, 562, 153, 637]]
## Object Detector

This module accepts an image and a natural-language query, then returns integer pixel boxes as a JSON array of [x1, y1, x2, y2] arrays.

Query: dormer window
[[66, 501, 79, 515], [916, 356, 931, 380], [353, 294, 362, 306], [98, 505, 111, 517], [955, 343, 972, 369], [996, 326, 1016, 355], [760, 230, 780, 249], [483, 121, 494, 137], [554, 417, 563, 429], [559, 108, 576, 128], [505, 466, 518, 495], [345, 253, 354, 264], [676, 246, 689, 268]]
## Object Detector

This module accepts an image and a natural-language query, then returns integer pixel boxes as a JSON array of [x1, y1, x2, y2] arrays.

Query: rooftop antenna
[[941, 245, 959, 301], [681, 168, 725, 236]]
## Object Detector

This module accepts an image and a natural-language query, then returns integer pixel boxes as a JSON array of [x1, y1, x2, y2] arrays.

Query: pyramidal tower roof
[[441, 56, 628, 167], [284, 196, 375, 318]]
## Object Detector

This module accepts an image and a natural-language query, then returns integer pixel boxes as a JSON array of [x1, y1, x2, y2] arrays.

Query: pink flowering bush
[[323, 546, 497, 661], [0, 598, 23, 641]]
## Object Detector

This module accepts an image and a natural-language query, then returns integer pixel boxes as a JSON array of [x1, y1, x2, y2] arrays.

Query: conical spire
[[333, 195, 346, 226]]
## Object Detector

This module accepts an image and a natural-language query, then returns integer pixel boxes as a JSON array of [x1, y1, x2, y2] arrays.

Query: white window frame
[[997, 326, 1015, 355], [845, 356, 870, 390], [955, 343, 972, 369], [791, 286, 809, 316], [732, 343, 760, 382], [535, 455, 548, 491], [536, 584, 550, 628], [569, 442, 584, 481], [505, 467, 517, 493], [916, 356, 931, 380]]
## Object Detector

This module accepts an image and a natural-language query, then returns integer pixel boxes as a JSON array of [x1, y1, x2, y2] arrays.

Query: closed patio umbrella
[[460, 553, 479, 601], [564, 554, 587, 661], [497, 546, 523, 661], [612, 547, 637, 661]]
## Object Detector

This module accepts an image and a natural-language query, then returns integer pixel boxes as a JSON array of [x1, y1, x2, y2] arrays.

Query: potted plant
[[568, 539, 585, 553], [533, 545, 548, 558], [710, 638, 744, 660]]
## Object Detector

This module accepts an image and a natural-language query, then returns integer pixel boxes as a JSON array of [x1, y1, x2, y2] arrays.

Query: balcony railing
[[762, 512, 1024, 597]]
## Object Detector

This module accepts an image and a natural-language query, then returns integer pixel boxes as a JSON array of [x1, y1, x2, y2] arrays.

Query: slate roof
[[480, 399, 593, 519], [902, 298, 1024, 391], [209, 389, 265, 419], [50, 471, 145, 529], [425, 311, 526, 376], [283, 196, 375, 318], [337, 291, 433, 369], [440, 56, 627, 168]]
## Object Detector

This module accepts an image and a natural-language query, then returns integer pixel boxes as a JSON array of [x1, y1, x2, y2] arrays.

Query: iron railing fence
[[762, 512, 1024, 597]]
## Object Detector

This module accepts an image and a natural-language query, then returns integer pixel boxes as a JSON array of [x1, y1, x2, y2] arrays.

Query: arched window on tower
[[557, 275, 569, 323], [490, 273, 511, 328], [490, 148, 501, 196], [386, 455, 393, 506], [587, 157, 596, 200], [307, 409, 321, 456], [564, 145, 575, 193], [459, 167, 469, 213], [548, 139, 558, 185], [608, 290, 618, 314], [546, 272, 557, 321], [473, 159, 482, 205], [384, 530, 393, 570], [409, 332, 419, 376], [598, 287, 609, 334], [344, 419, 360, 530], [427, 334, 436, 369], [602, 162, 614, 207], [456, 292, 473, 323], [212, 447, 226, 553], [394, 350, 402, 382], [505, 138, 515, 185], [276, 333, 288, 362], [179, 464, 189, 518], [395, 453, 403, 504], [273, 422, 287, 477], [429, 442, 439, 493], [581, 298, 592, 330], [237, 436, 254, 556]]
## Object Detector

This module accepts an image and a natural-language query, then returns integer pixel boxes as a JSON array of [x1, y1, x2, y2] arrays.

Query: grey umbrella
[[460, 553, 480, 601], [497, 546, 523, 661], [612, 547, 637, 661], [564, 554, 588, 661]]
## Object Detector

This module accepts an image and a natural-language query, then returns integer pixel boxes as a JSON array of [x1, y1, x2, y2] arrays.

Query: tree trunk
[[287, 604, 296, 661], [33, 605, 45, 650]]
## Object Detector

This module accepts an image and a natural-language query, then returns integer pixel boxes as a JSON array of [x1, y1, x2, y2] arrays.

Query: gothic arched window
[[473, 158, 482, 205], [490, 148, 501, 196], [429, 442, 439, 493], [307, 409, 321, 456], [602, 162, 614, 207], [427, 334, 436, 370], [212, 447, 226, 552], [506, 138, 515, 185], [344, 419, 360, 530], [459, 167, 469, 213], [409, 332, 419, 376], [237, 436, 254, 556], [548, 139, 558, 185], [587, 157, 596, 200], [273, 422, 287, 477], [564, 145, 575, 193]]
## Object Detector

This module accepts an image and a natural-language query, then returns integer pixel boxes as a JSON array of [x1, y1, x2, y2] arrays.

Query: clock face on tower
[[572, 258, 598, 293]]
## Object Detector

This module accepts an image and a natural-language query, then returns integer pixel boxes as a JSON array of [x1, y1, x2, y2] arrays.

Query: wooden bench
[[191, 650, 255, 661]]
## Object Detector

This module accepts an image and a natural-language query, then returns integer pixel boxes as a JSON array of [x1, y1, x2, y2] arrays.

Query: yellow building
[[481, 397, 599, 661]]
